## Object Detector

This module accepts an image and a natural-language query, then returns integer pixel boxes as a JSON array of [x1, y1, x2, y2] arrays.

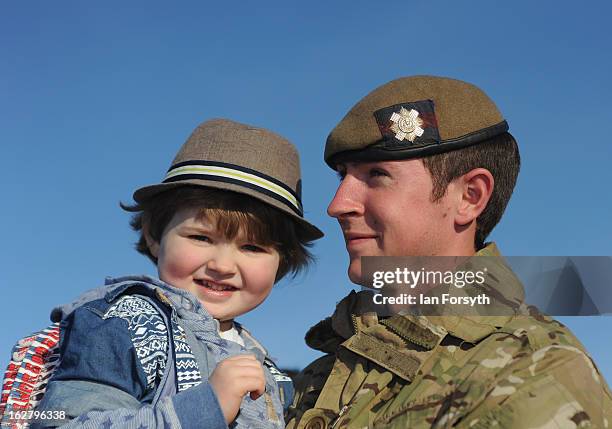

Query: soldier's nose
[[327, 179, 363, 219]]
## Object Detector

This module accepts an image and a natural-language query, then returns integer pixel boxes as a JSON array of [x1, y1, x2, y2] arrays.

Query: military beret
[[325, 75, 511, 168]]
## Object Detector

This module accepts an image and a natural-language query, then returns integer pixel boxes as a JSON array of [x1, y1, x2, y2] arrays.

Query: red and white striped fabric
[[0, 324, 61, 429]]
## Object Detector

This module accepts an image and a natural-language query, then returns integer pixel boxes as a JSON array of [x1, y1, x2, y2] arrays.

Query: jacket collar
[[306, 243, 527, 351], [423, 243, 526, 343]]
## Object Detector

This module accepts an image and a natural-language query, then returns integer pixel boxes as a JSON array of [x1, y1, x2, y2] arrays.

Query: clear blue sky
[[2, 1, 611, 385]]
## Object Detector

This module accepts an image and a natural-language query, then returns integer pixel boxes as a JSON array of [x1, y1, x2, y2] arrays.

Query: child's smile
[[147, 207, 280, 330], [195, 278, 239, 293]]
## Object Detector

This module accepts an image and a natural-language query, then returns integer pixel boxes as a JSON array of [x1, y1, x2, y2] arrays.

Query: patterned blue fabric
[[96, 292, 204, 394], [103, 296, 168, 392], [33, 275, 285, 429], [169, 313, 202, 392], [163, 278, 285, 429]]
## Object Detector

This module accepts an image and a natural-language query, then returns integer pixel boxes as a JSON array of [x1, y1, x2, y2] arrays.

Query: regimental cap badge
[[390, 108, 424, 142], [373, 100, 441, 146]]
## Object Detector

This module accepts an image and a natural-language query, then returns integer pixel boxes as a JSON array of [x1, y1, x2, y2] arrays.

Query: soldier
[[286, 76, 612, 428]]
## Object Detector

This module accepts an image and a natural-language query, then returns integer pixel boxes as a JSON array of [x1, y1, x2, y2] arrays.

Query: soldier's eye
[[369, 168, 388, 178]]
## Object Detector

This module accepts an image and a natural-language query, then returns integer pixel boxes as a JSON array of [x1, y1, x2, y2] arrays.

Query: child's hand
[[209, 354, 266, 424]]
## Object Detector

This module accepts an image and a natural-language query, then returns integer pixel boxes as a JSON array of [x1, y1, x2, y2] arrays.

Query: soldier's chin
[[347, 260, 362, 285]]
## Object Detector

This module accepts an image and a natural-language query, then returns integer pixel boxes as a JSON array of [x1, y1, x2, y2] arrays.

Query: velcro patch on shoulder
[[380, 316, 442, 350], [344, 333, 421, 382]]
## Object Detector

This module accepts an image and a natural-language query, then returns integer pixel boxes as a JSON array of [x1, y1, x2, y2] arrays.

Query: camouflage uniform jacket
[[286, 244, 612, 428]]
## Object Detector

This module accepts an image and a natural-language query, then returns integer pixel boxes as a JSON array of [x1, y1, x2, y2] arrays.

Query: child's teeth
[[206, 281, 232, 291]]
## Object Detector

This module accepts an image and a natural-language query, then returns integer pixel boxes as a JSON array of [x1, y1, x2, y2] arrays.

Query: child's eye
[[336, 169, 346, 181], [189, 234, 211, 243], [242, 244, 266, 253]]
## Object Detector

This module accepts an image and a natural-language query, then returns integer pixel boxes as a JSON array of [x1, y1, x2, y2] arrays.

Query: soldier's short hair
[[422, 132, 520, 248]]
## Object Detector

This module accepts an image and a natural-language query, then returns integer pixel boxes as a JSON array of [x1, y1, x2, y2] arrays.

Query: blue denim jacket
[[33, 275, 287, 429]]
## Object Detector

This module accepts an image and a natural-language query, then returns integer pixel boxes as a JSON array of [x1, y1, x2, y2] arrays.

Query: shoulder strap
[[168, 313, 202, 392]]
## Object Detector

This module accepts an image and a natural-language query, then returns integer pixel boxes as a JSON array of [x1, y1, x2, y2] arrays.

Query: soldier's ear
[[454, 168, 494, 226]]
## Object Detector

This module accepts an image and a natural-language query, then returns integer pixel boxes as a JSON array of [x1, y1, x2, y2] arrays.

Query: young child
[[31, 119, 323, 428]]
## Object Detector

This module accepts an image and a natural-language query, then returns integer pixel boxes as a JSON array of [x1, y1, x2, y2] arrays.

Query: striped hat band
[[163, 160, 303, 216]]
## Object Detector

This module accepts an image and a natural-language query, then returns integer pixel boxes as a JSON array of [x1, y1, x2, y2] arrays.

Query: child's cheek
[[248, 261, 278, 295], [161, 244, 201, 280]]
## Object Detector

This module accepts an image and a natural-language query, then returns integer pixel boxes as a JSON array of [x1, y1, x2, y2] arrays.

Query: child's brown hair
[[122, 186, 314, 281]]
